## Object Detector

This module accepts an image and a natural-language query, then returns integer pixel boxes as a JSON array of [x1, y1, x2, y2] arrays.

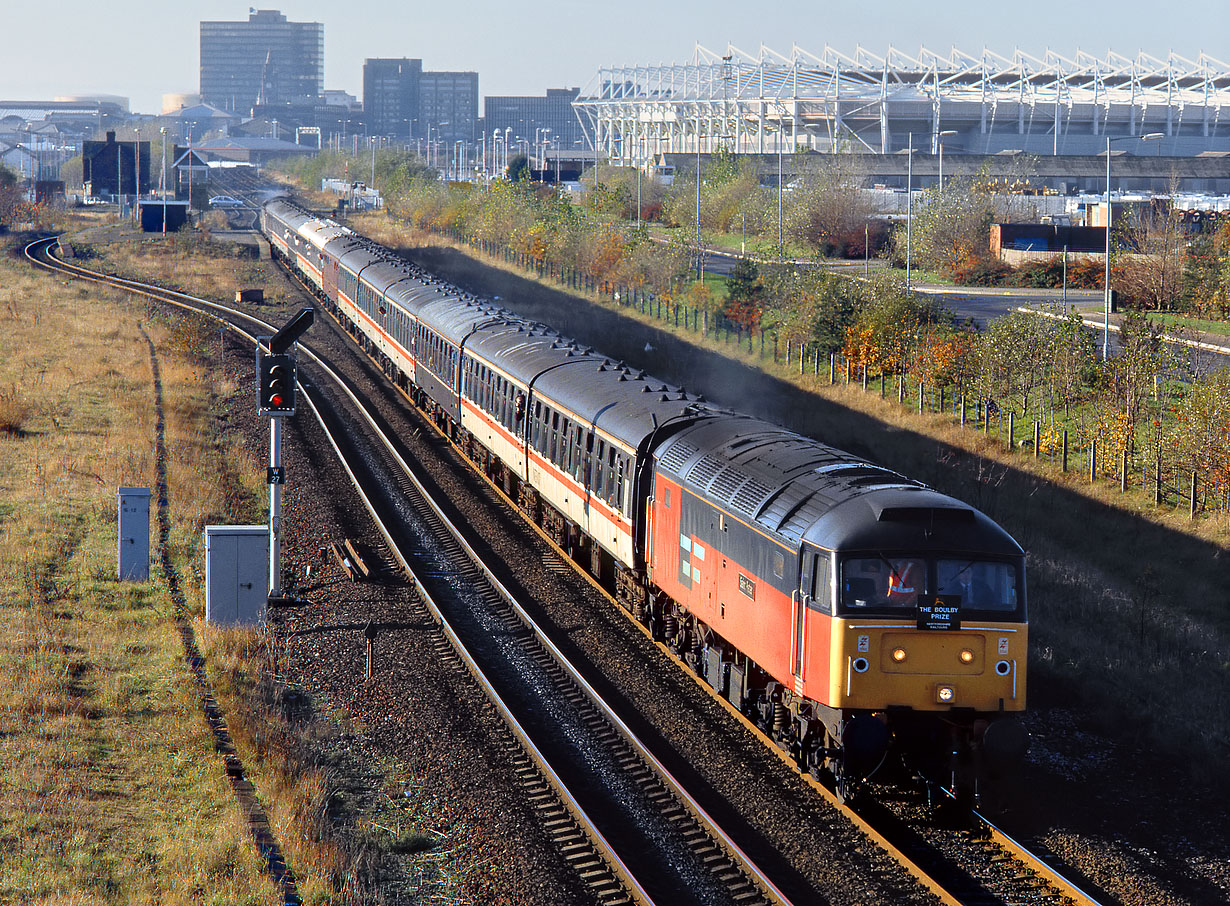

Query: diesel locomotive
[[261, 197, 1029, 801]]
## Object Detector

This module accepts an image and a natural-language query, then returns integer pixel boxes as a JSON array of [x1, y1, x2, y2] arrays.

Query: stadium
[[574, 44, 1230, 164]]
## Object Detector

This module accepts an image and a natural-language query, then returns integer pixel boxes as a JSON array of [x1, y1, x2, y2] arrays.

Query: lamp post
[[133, 128, 140, 219], [1102, 132, 1163, 359], [696, 115, 702, 279], [777, 126, 784, 260], [159, 127, 167, 235], [906, 131, 914, 289], [936, 129, 956, 192]]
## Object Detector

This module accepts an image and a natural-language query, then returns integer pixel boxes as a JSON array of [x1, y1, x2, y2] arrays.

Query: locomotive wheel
[[832, 756, 857, 805]]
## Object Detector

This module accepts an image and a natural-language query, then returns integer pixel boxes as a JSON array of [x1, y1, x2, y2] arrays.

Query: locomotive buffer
[[257, 308, 313, 601]]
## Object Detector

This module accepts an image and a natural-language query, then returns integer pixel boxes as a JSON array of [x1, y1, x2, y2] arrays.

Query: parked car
[[209, 195, 244, 208]]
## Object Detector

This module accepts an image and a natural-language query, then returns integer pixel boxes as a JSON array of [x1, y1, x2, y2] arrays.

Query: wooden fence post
[[1090, 438, 1097, 483], [1033, 421, 1040, 458], [918, 383, 924, 415], [1190, 470, 1198, 518], [829, 353, 835, 384], [1121, 449, 1127, 492], [1008, 411, 1015, 449], [1062, 430, 1068, 472]]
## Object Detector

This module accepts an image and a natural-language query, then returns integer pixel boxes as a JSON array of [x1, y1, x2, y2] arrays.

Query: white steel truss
[[574, 44, 1230, 163]]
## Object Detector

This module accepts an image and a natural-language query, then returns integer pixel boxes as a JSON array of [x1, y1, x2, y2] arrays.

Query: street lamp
[[159, 127, 167, 235], [1102, 132, 1164, 359], [906, 132, 914, 289], [133, 128, 140, 218], [936, 129, 956, 192]]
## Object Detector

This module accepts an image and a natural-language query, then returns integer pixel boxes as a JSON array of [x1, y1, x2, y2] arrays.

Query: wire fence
[[452, 227, 1227, 520]]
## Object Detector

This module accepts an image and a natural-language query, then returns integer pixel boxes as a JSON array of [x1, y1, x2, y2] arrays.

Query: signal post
[[257, 308, 314, 600]]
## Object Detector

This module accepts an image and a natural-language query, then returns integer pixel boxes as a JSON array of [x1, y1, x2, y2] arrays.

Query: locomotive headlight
[[936, 684, 956, 704], [891, 647, 907, 663], [959, 648, 975, 664]]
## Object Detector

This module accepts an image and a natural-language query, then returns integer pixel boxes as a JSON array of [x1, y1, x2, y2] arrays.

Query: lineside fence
[[453, 228, 1227, 520]]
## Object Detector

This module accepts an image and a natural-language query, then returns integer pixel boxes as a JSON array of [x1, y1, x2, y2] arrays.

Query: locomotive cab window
[[841, 555, 926, 609], [937, 559, 1018, 611]]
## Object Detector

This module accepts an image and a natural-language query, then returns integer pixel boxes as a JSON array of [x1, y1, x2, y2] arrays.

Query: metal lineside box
[[204, 525, 269, 627], [117, 487, 151, 581]]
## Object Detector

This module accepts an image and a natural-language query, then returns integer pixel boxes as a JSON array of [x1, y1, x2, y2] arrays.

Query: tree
[[893, 174, 996, 275], [0, 165, 23, 225], [723, 257, 763, 329], [1098, 309, 1168, 447], [1180, 220, 1230, 319], [506, 152, 530, 182], [787, 154, 877, 258], [1115, 197, 1187, 311]]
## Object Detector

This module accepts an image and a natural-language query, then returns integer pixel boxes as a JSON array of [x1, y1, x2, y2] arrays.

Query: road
[[697, 246, 1228, 368]]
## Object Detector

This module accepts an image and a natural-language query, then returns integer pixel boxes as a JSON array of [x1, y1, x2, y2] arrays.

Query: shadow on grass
[[402, 243, 1228, 726]]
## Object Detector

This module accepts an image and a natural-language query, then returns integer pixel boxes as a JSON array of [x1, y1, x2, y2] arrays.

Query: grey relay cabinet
[[204, 525, 269, 627], [117, 487, 151, 581]]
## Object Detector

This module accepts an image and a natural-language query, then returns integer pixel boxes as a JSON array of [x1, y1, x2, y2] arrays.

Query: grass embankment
[[0, 241, 274, 902], [57, 223, 461, 902], [350, 209, 1230, 788]]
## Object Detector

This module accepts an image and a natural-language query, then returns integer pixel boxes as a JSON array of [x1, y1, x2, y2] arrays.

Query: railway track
[[25, 231, 1110, 906]]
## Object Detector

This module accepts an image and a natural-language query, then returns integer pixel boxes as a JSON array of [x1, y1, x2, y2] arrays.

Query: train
[[260, 197, 1029, 803]]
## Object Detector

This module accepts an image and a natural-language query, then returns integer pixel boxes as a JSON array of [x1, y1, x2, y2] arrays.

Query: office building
[[200, 9, 323, 114], [420, 71, 478, 143], [484, 87, 583, 152], [363, 58, 422, 138]]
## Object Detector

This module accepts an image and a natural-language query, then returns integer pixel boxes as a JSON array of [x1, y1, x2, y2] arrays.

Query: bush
[[951, 256, 1015, 286], [0, 384, 31, 435]]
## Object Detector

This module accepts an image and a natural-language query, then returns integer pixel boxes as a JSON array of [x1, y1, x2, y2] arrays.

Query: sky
[[4, 1, 1228, 115]]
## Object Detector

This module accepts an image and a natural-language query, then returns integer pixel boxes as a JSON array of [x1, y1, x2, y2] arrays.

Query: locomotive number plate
[[738, 574, 755, 599]]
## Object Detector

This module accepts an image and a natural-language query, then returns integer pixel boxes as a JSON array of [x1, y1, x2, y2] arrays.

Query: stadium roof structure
[[574, 44, 1230, 163]]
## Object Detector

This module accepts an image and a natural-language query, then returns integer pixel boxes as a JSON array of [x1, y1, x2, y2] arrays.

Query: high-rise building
[[200, 9, 323, 114], [420, 71, 479, 143], [363, 58, 422, 138]]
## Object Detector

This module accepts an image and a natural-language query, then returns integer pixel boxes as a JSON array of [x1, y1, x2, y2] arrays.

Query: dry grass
[[13, 223, 433, 903], [0, 242, 277, 901], [72, 224, 297, 310]]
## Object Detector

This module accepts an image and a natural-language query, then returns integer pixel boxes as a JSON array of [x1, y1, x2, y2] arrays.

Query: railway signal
[[256, 308, 314, 602], [258, 352, 296, 414]]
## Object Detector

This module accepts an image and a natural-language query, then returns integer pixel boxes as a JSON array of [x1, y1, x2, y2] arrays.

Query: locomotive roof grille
[[659, 441, 698, 473]]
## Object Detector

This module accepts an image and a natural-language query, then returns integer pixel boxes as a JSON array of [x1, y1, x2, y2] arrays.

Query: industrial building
[[575, 44, 1230, 163]]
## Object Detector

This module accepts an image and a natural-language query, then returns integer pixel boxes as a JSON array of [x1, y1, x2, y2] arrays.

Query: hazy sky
[[4, 1, 1227, 114]]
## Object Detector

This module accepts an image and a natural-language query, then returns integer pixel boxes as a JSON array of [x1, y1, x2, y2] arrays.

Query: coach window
[[574, 428, 588, 482], [531, 402, 543, 450], [593, 440, 606, 496]]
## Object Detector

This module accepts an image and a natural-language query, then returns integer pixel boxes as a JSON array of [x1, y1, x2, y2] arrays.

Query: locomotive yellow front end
[[800, 494, 1031, 800]]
